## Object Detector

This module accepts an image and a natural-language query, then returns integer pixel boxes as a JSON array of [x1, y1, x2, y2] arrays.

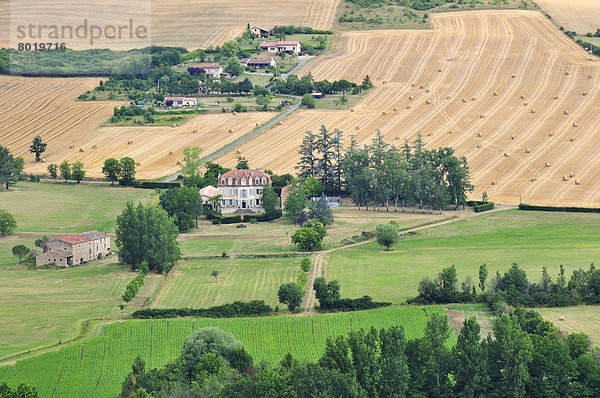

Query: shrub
[[474, 202, 494, 212], [139, 181, 181, 189], [221, 215, 243, 224], [132, 300, 273, 319], [300, 257, 311, 272], [519, 203, 600, 213], [236, 224, 247, 228]]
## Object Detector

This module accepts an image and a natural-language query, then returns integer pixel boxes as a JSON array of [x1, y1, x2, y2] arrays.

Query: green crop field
[[0, 182, 155, 234], [537, 306, 600, 346], [151, 257, 303, 308], [0, 259, 141, 360], [327, 210, 600, 303], [0, 306, 452, 397]]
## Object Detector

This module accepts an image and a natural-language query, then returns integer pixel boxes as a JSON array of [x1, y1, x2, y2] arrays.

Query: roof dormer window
[[228, 178, 233, 185]]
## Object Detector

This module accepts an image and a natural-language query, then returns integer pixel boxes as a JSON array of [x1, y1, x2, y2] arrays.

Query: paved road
[[164, 101, 301, 182], [283, 55, 312, 79]]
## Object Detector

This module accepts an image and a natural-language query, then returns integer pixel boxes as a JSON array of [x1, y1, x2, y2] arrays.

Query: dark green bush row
[[131, 300, 273, 319], [123, 265, 148, 302], [326, 296, 391, 312], [139, 181, 181, 189], [519, 203, 600, 213], [474, 202, 494, 212], [210, 211, 283, 224], [270, 25, 334, 35]]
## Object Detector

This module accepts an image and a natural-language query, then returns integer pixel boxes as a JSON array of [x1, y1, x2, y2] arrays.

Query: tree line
[[120, 308, 600, 397], [296, 127, 473, 211]]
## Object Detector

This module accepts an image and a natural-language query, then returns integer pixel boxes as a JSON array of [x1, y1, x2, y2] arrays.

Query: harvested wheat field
[[535, 0, 600, 34], [0, 75, 118, 162], [0, 0, 340, 50], [214, 11, 600, 207], [23, 113, 276, 179]]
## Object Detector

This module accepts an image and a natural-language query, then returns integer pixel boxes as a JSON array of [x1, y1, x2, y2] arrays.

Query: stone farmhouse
[[36, 231, 111, 267], [260, 40, 301, 54], [217, 169, 271, 213], [250, 26, 270, 37], [239, 58, 276, 69]]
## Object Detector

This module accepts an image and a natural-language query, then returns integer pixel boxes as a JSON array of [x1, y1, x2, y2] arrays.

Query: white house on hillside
[[217, 169, 271, 213]]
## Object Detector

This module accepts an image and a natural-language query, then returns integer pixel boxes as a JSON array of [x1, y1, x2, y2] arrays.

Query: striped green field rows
[[0, 306, 452, 397], [151, 258, 302, 308]]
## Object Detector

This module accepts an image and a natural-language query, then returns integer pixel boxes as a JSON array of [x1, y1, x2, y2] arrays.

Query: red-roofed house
[[260, 40, 301, 54], [217, 169, 271, 213], [36, 231, 111, 267]]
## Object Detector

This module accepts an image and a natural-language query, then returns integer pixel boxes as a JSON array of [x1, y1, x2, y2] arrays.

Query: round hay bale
[[41, 158, 45, 163], [425, 100, 431, 105], [79, 148, 84, 152], [411, 83, 416, 88], [491, 180, 497, 185], [564, 110, 569, 115], [562, 176, 569, 181], [569, 172, 575, 178], [559, 315, 565, 321], [553, 95, 559, 100], [438, 68, 442, 72], [479, 114, 485, 119], [471, 97, 476, 101], [255, 123, 259, 126], [427, 132, 433, 137], [523, 102, 528, 107], [531, 177, 537, 182], [168, 151, 174, 155], [476, 144, 482, 148], [382, 80, 387, 85], [393, 107, 398, 112], [573, 122, 578, 127], [583, 92, 588, 96], [176, 161, 182, 166], [409, 96, 414, 100], [382, 111, 388, 115], [135, 162, 141, 166], [128, 140, 133, 145], [477, 132, 483, 137], [521, 94, 526, 99], [235, 150, 241, 154], [278, 121, 283, 125], [493, 91, 498, 96], [462, 98, 467, 103], [448, 130, 453, 134], [512, 74, 516, 78], [232, 111, 237, 115], [565, 71, 570, 76], [419, 85, 424, 89], [588, 75, 593, 79], [530, 109, 536, 113], [575, 180, 581, 185], [227, 128, 234, 134], [504, 152, 509, 157], [350, 108, 355, 112], [406, 105, 412, 109], [171, 123, 176, 128], [69, 144, 74, 149], [511, 135, 515, 140], [446, 95, 451, 100], [544, 162, 551, 167], [548, 132, 554, 137], [525, 148, 530, 153], [91, 144, 97, 149], [425, 89, 430, 93], [355, 126, 360, 130], [192, 129, 198, 134], [395, 137, 400, 141], [570, 137, 575, 142]]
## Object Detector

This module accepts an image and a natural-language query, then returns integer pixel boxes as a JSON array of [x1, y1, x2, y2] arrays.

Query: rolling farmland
[[0, 0, 340, 50], [214, 11, 600, 207], [535, 0, 600, 34], [21, 112, 276, 179], [0, 306, 451, 397]]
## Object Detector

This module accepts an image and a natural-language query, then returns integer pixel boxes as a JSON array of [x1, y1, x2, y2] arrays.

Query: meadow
[[0, 305, 450, 397], [0, 182, 155, 235], [537, 305, 600, 346], [327, 209, 600, 303], [151, 257, 303, 308]]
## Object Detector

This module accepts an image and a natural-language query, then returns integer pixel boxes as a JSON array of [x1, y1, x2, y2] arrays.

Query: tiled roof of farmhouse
[[260, 41, 300, 47], [59, 231, 106, 245], [193, 65, 221, 69], [218, 169, 271, 186]]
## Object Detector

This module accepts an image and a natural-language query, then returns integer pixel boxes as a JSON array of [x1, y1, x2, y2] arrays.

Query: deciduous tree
[[0, 209, 16, 237], [47, 163, 58, 181], [278, 282, 303, 311], [119, 157, 136, 185], [102, 158, 121, 184], [59, 160, 71, 182], [376, 223, 399, 251], [71, 161, 85, 183], [29, 135, 47, 162], [0, 145, 18, 189], [12, 244, 30, 264]]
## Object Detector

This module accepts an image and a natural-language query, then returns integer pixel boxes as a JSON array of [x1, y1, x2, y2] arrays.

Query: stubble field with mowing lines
[[213, 10, 600, 207], [0, 0, 340, 50], [535, 0, 600, 34]]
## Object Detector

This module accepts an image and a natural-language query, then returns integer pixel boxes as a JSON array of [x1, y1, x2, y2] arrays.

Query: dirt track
[[213, 11, 600, 207]]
